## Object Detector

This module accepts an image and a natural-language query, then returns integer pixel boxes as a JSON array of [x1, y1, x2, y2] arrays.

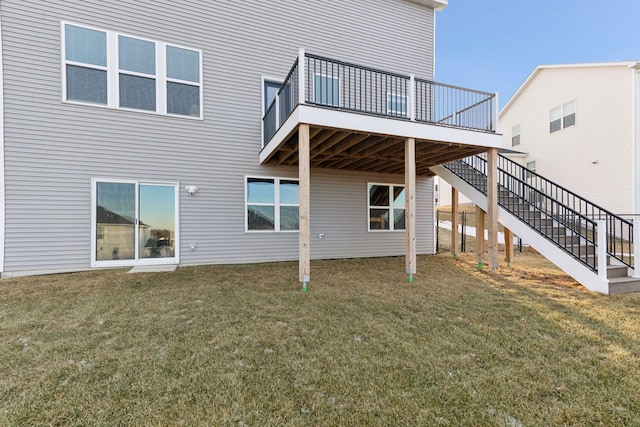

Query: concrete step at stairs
[[608, 276, 640, 294], [607, 265, 629, 279]]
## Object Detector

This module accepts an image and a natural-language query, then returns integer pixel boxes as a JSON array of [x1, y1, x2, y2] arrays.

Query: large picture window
[[63, 22, 202, 118], [246, 177, 299, 231], [368, 183, 405, 231]]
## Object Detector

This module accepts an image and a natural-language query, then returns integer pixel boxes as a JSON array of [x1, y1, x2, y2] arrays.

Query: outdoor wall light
[[185, 185, 199, 195]]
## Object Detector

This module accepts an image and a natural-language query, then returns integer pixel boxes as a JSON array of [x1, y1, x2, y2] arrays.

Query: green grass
[[1, 254, 640, 426]]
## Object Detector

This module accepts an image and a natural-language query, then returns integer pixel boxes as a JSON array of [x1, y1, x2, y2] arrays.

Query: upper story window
[[63, 23, 202, 118], [387, 93, 407, 117], [263, 80, 280, 113], [246, 177, 299, 232], [368, 183, 405, 231], [511, 124, 521, 146], [549, 100, 575, 133], [314, 74, 339, 107]]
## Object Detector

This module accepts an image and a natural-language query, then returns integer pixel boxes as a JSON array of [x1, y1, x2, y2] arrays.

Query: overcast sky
[[435, 0, 640, 109]]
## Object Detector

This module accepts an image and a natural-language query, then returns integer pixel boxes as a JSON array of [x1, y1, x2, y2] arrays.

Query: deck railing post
[[492, 92, 499, 132], [298, 48, 306, 105], [633, 219, 640, 278], [275, 92, 280, 129], [409, 74, 416, 121], [597, 220, 608, 281]]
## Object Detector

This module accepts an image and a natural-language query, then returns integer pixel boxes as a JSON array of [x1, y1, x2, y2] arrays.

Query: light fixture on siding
[[185, 185, 199, 195]]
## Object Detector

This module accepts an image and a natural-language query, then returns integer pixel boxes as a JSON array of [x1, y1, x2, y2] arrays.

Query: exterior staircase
[[431, 154, 640, 294]]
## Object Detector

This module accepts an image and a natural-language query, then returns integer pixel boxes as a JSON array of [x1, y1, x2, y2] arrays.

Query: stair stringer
[[432, 164, 610, 294]]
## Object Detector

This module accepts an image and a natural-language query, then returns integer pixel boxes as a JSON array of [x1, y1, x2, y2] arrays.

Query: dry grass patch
[[1, 255, 640, 425]]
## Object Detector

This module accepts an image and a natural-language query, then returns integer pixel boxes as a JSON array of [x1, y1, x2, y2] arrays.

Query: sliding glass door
[[93, 180, 177, 266]]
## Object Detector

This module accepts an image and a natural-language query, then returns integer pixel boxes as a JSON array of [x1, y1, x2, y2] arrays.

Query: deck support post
[[504, 227, 514, 265], [634, 220, 640, 278], [405, 138, 417, 282], [451, 188, 459, 258], [299, 124, 311, 291], [475, 205, 485, 269], [487, 148, 499, 272]]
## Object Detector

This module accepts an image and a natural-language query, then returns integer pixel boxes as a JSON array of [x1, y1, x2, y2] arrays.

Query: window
[[387, 93, 407, 117], [246, 177, 299, 231], [526, 160, 536, 179], [549, 100, 576, 133], [63, 23, 202, 118], [511, 124, 521, 146], [314, 74, 339, 107], [264, 80, 280, 113], [368, 183, 405, 231]]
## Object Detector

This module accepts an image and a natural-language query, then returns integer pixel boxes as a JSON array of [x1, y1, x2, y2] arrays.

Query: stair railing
[[444, 154, 634, 271]]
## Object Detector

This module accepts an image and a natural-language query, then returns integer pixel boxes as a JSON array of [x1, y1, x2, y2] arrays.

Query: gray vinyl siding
[[0, 0, 436, 275]]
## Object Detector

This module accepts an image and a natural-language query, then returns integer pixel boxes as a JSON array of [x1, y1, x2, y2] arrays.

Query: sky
[[435, 0, 640, 110]]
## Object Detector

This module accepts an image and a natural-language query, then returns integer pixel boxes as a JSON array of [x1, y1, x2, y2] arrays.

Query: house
[[0, 0, 504, 283], [499, 61, 640, 217]]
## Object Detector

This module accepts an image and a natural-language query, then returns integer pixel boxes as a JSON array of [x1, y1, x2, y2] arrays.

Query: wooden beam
[[451, 187, 459, 257], [487, 147, 499, 271], [475, 205, 485, 269], [299, 124, 311, 290], [405, 138, 417, 281], [504, 227, 514, 265]]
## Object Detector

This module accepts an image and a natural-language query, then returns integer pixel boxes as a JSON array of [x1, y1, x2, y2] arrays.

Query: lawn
[[1, 253, 640, 426]]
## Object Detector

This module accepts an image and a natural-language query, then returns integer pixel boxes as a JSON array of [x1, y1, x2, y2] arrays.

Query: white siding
[[499, 65, 635, 215], [1, 0, 437, 275]]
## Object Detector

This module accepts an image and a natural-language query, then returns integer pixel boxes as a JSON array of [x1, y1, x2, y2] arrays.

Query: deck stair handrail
[[262, 51, 497, 146], [443, 154, 634, 271]]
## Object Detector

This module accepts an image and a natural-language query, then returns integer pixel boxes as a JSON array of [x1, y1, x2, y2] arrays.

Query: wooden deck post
[[299, 124, 311, 291], [487, 148, 499, 272], [504, 227, 514, 265], [451, 187, 459, 258], [405, 138, 417, 282], [475, 205, 485, 269]]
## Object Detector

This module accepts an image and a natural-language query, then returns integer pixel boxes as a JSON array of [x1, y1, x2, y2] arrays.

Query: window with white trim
[[387, 93, 407, 117], [549, 100, 575, 133], [314, 74, 339, 107], [246, 177, 299, 231], [63, 23, 202, 118], [511, 123, 521, 146], [526, 160, 536, 179], [368, 183, 405, 231]]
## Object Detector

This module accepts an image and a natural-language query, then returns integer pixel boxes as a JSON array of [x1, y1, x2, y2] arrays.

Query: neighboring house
[[499, 61, 640, 217], [0, 0, 501, 280]]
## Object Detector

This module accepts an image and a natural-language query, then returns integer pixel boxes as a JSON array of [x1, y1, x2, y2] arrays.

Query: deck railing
[[262, 49, 497, 146]]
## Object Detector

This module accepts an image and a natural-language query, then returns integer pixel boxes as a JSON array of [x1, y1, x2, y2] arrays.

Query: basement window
[[368, 183, 405, 231], [246, 177, 299, 232]]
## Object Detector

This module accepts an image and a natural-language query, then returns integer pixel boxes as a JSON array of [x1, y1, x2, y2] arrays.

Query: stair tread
[[608, 276, 640, 283]]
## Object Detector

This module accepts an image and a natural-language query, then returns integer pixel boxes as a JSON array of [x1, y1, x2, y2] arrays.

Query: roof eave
[[408, 0, 448, 11]]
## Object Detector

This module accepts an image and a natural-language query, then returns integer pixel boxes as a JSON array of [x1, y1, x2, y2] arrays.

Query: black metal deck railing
[[444, 154, 634, 271], [262, 52, 496, 145]]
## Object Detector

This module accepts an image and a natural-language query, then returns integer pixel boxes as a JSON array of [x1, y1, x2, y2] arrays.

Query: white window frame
[[367, 182, 406, 232], [90, 178, 180, 268], [245, 176, 299, 233], [549, 99, 576, 133], [387, 92, 408, 117], [512, 123, 521, 146], [313, 73, 340, 107], [62, 22, 203, 119]]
